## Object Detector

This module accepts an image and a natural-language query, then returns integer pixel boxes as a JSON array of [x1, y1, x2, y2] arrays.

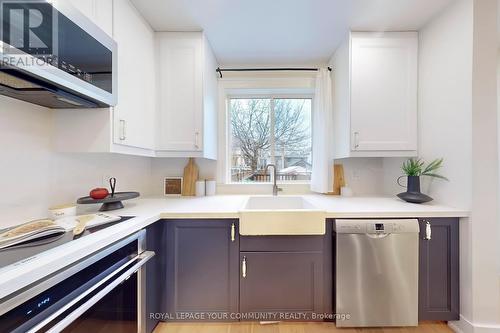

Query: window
[[229, 97, 312, 183]]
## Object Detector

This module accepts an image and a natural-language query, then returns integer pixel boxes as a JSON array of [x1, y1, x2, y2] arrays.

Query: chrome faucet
[[266, 164, 282, 196]]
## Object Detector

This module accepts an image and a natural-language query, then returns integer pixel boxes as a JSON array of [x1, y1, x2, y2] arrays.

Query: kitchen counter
[[112, 194, 469, 219], [0, 195, 468, 299]]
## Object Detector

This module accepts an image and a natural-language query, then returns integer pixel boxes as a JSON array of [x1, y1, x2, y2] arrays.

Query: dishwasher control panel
[[334, 219, 420, 234], [367, 223, 394, 234]]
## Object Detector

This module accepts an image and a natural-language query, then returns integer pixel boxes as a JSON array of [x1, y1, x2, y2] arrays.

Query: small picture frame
[[164, 177, 183, 196]]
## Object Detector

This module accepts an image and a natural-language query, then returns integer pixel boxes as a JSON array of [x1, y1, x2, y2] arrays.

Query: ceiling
[[131, 0, 455, 66]]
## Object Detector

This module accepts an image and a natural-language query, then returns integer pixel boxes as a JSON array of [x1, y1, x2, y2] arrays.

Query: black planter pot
[[397, 176, 433, 204]]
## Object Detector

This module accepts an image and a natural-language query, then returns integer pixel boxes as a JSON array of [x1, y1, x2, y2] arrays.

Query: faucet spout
[[265, 164, 282, 196]]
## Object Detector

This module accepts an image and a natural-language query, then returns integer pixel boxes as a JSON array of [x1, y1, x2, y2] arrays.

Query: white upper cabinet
[[156, 32, 218, 159], [332, 32, 418, 158], [112, 0, 156, 151], [66, 0, 112, 36], [156, 33, 203, 152], [53, 0, 157, 157]]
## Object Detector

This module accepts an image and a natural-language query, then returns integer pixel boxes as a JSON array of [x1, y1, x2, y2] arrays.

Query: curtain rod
[[216, 67, 332, 78]]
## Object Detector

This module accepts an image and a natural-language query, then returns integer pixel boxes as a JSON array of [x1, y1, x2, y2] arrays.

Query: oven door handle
[[27, 251, 155, 333]]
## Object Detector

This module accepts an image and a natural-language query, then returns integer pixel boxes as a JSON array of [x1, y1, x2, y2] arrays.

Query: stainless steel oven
[[0, 230, 154, 333]]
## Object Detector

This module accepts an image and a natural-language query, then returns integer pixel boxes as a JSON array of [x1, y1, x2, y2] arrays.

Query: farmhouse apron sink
[[239, 196, 326, 236]]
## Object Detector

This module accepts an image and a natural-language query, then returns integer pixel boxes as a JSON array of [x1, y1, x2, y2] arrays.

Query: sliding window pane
[[230, 98, 271, 183], [274, 99, 312, 181]]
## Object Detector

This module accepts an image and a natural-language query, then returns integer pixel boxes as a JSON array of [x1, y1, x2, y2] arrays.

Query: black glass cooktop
[[0, 216, 134, 270]]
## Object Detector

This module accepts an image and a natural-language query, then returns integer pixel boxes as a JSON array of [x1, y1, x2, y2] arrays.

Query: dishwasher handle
[[365, 233, 390, 239]]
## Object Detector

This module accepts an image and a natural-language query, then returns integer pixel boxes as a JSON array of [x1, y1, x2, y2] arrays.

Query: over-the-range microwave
[[0, 0, 117, 108]]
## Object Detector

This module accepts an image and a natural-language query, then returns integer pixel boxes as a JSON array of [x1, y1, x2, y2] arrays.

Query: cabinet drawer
[[240, 235, 325, 252]]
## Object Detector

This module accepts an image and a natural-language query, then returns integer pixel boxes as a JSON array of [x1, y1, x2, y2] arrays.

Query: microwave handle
[[27, 251, 155, 333]]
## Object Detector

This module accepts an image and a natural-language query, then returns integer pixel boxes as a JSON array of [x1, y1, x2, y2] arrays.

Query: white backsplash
[[0, 96, 153, 228], [335, 158, 386, 196], [151, 157, 395, 196], [150, 158, 217, 196]]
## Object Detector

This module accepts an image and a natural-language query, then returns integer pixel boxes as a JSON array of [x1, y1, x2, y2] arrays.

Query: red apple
[[90, 188, 109, 200]]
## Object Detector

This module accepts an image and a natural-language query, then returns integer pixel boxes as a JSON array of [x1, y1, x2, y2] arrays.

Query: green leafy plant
[[402, 158, 448, 180], [402, 158, 424, 176]]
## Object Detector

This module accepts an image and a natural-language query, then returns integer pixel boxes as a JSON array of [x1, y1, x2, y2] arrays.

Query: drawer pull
[[242, 256, 247, 278], [424, 221, 432, 240], [119, 119, 126, 141], [231, 223, 235, 242], [354, 131, 360, 149], [194, 131, 200, 149]]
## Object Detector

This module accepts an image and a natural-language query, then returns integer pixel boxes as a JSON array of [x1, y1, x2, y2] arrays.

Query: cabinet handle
[[242, 256, 247, 278], [424, 220, 432, 240], [194, 131, 200, 149], [231, 223, 235, 242], [119, 119, 126, 141], [354, 131, 360, 149]]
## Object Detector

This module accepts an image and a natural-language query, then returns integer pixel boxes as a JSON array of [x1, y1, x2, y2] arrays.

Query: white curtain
[[310, 69, 334, 193]]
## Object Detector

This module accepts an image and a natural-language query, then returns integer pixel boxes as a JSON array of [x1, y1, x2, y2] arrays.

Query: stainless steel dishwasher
[[335, 219, 419, 327]]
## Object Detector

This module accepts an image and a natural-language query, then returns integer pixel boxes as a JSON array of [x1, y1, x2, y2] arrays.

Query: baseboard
[[449, 316, 475, 333], [449, 315, 500, 333]]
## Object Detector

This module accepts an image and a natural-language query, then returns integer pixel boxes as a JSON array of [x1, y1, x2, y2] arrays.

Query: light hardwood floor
[[153, 321, 453, 333]]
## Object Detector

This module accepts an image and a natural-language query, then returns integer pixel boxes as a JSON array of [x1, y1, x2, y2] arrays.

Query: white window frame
[[226, 93, 314, 185]]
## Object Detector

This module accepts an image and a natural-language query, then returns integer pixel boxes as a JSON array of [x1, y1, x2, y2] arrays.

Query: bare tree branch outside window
[[230, 98, 312, 183]]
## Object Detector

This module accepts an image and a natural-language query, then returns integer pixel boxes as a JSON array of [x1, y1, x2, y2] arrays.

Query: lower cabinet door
[[165, 220, 239, 320], [239, 252, 324, 319], [419, 218, 459, 321], [146, 221, 166, 332]]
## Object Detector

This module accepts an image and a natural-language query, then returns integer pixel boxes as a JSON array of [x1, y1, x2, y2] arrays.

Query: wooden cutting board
[[182, 158, 199, 196], [332, 164, 345, 195]]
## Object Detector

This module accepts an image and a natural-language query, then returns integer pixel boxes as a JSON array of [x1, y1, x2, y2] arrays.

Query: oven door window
[[36, 251, 154, 333], [60, 273, 138, 333]]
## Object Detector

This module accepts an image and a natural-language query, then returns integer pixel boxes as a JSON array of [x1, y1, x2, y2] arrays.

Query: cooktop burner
[[0, 216, 135, 270]]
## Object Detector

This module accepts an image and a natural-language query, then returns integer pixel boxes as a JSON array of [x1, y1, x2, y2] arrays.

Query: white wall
[[0, 97, 52, 227], [408, 0, 500, 332], [469, 0, 499, 327], [415, 3, 475, 328], [416, 0, 473, 209], [0, 96, 153, 228]]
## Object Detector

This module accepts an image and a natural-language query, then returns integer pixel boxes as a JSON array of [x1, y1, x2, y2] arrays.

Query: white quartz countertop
[[0, 195, 468, 299], [117, 194, 469, 219]]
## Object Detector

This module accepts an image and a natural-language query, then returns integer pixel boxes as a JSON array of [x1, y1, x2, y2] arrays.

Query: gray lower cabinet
[[146, 220, 167, 332], [165, 219, 239, 320], [418, 218, 459, 321], [239, 251, 324, 317], [239, 231, 332, 319]]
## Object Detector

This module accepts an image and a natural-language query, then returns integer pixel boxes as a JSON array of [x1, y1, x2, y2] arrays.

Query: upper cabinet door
[[66, 0, 112, 36], [112, 0, 156, 150], [350, 32, 418, 152], [157, 33, 203, 152]]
